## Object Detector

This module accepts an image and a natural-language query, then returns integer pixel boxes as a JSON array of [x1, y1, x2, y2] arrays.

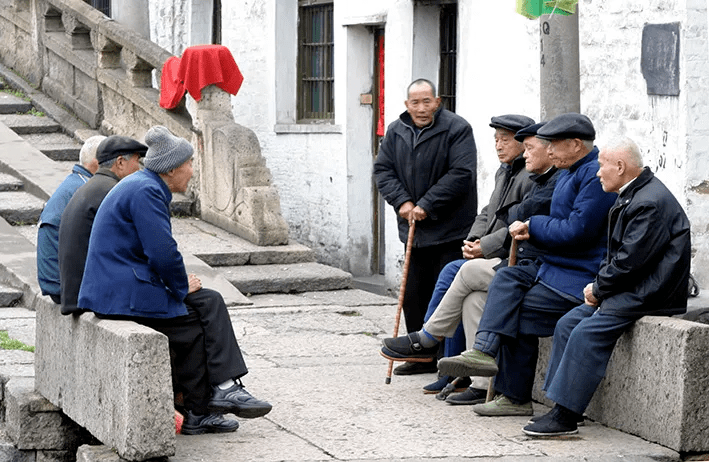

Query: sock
[[419, 329, 440, 348], [217, 379, 236, 390]]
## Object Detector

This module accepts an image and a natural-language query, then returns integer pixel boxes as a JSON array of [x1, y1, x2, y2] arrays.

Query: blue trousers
[[477, 261, 580, 403], [543, 303, 637, 414], [422, 259, 467, 358]]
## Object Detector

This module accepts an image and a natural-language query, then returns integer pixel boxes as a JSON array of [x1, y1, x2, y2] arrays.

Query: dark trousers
[[403, 241, 462, 334], [100, 288, 247, 414], [543, 303, 637, 414]]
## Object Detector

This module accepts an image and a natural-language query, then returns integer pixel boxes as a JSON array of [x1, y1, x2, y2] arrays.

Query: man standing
[[36, 135, 104, 304], [374, 78, 477, 375], [381, 122, 559, 404], [58, 135, 146, 314], [523, 137, 690, 436], [78, 126, 271, 435], [436, 113, 617, 417]]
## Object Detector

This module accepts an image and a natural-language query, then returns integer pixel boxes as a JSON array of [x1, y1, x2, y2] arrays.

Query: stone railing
[[0, 0, 289, 245]]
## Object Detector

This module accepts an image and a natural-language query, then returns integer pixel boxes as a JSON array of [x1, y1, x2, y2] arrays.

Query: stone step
[[0, 114, 61, 135], [173, 217, 315, 266], [0, 92, 33, 114], [219, 262, 353, 294], [21, 133, 81, 161], [0, 191, 44, 225], [0, 284, 23, 307], [170, 192, 194, 217], [0, 173, 23, 192]]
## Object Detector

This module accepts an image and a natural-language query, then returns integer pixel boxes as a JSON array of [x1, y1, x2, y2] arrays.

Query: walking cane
[[485, 238, 518, 402], [385, 219, 416, 384]]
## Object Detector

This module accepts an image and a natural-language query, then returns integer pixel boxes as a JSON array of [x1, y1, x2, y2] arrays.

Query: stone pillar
[[539, 11, 580, 120], [110, 0, 150, 38]]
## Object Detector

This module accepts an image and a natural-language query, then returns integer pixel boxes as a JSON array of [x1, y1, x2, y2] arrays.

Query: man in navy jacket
[[523, 137, 690, 436]]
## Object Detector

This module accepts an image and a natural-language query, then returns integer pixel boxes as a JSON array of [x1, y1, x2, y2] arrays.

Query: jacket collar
[[529, 166, 559, 185], [72, 164, 94, 179], [144, 168, 173, 204], [399, 106, 445, 132], [94, 167, 120, 182], [618, 167, 654, 200], [568, 146, 599, 173]]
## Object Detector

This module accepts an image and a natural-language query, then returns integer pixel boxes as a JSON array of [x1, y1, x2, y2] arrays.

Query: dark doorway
[[439, 3, 457, 112]]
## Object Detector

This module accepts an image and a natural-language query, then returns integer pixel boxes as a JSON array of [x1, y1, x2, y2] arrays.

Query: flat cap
[[490, 114, 536, 133], [536, 113, 596, 141], [96, 135, 148, 164], [514, 122, 547, 142]]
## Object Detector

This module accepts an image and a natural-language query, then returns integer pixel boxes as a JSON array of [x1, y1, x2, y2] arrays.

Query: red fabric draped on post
[[160, 44, 244, 109]]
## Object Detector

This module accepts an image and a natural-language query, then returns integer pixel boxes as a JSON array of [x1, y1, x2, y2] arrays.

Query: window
[[88, 0, 110, 16], [439, 3, 457, 112], [297, 1, 334, 122]]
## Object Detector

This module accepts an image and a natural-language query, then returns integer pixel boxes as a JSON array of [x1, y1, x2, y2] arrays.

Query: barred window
[[298, 1, 334, 122], [87, 0, 110, 16], [439, 3, 457, 112]]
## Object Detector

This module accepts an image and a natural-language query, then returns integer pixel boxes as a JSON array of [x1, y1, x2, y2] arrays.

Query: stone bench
[[534, 314, 709, 453], [34, 298, 176, 461]]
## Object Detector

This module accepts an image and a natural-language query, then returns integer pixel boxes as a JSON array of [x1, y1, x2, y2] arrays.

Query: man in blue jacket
[[374, 78, 477, 375], [36, 135, 104, 303], [78, 126, 271, 435], [523, 137, 690, 436], [437, 113, 618, 417]]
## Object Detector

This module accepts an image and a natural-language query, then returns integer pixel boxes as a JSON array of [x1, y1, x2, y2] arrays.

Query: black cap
[[96, 135, 148, 164], [514, 122, 547, 142], [490, 114, 536, 133], [536, 113, 596, 141]]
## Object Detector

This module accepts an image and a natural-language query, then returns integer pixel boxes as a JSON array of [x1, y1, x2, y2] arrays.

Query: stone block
[[35, 304, 175, 461], [534, 316, 709, 453]]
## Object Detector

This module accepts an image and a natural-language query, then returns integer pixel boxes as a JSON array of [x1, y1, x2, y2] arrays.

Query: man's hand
[[188, 273, 202, 294], [509, 220, 531, 241], [462, 239, 484, 259], [583, 282, 599, 307], [398, 201, 427, 221]]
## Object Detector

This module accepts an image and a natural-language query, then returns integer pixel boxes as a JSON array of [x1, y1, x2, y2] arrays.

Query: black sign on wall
[[641, 23, 680, 96]]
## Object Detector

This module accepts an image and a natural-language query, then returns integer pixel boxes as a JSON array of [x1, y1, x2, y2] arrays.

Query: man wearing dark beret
[[436, 113, 618, 418], [380, 115, 538, 396], [78, 126, 272, 435], [59, 135, 147, 314], [373, 78, 478, 375]]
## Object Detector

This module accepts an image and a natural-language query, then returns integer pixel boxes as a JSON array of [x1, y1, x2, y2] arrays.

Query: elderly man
[[381, 122, 559, 404], [78, 126, 271, 435], [58, 135, 147, 315], [374, 78, 477, 375], [436, 113, 618, 417], [36, 135, 104, 303], [523, 137, 690, 436]]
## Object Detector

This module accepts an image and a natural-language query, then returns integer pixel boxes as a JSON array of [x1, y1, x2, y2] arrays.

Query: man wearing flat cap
[[373, 78, 477, 376], [78, 126, 272, 435], [381, 120, 560, 404], [37, 135, 104, 305], [436, 113, 618, 418], [59, 134, 146, 314]]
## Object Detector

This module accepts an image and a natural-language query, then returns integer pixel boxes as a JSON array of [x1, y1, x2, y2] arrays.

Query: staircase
[[0, 75, 354, 298]]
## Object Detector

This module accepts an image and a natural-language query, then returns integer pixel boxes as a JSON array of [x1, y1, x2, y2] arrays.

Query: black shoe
[[528, 412, 585, 426], [423, 375, 472, 394], [181, 411, 239, 435], [208, 381, 273, 418], [445, 386, 487, 405], [392, 361, 438, 375], [523, 405, 580, 436], [381, 332, 438, 361]]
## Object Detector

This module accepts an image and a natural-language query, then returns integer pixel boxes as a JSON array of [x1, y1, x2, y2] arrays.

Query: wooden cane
[[485, 238, 518, 402], [385, 219, 416, 384]]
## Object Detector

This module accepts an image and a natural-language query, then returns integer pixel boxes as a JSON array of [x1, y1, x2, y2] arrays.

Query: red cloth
[[160, 45, 244, 109]]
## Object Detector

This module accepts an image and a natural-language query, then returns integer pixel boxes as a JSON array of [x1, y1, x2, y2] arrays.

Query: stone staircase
[[0, 76, 353, 297]]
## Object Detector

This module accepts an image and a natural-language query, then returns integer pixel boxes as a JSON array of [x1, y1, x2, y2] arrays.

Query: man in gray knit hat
[[78, 126, 272, 435]]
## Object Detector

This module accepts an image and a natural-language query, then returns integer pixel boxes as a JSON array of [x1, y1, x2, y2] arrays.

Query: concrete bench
[[534, 314, 709, 453], [34, 298, 176, 461]]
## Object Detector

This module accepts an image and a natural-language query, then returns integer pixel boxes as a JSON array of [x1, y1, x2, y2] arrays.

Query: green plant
[[0, 330, 35, 352], [1, 88, 29, 100], [27, 108, 45, 117]]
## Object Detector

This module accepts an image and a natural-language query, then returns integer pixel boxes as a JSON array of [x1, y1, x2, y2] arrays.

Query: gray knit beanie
[[143, 126, 194, 173]]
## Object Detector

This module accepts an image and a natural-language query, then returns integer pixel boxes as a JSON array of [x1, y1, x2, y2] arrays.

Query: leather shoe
[[181, 411, 239, 435], [381, 332, 438, 361], [393, 361, 438, 375], [208, 382, 272, 418], [445, 386, 487, 405]]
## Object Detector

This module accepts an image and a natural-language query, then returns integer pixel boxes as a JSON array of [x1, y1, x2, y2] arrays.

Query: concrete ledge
[[35, 303, 175, 461], [534, 315, 709, 453]]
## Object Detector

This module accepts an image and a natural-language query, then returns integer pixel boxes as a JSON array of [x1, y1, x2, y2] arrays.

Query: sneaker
[[208, 381, 272, 418], [472, 394, 533, 416], [423, 375, 472, 394], [392, 361, 438, 376], [380, 332, 438, 361], [437, 349, 498, 378], [445, 386, 487, 405], [523, 405, 579, 436], [181, 411, 239, 435]]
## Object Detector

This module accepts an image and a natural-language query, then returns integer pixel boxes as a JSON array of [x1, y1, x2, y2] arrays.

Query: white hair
[[79, 135, 106, 166], [603, 137, 643, 169]]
